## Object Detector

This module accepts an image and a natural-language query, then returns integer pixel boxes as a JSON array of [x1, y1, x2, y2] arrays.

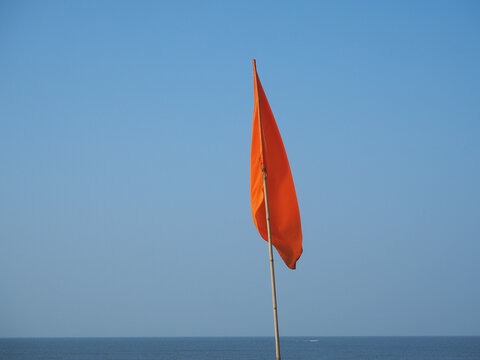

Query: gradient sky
[[1, 0, 479, 337]]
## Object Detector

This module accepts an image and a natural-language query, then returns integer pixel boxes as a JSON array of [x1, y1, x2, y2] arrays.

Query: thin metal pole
[[262, 170, 281, 360]]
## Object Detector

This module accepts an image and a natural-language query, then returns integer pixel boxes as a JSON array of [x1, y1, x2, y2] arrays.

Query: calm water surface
[[1, 337, 479, 360]]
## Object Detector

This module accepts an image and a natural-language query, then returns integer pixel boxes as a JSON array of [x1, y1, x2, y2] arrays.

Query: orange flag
[[250, 59, 303, 269]]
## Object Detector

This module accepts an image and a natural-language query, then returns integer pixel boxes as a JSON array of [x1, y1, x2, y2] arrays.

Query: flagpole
[[253, 58, 281, 360], [262, 169, 281, 360]]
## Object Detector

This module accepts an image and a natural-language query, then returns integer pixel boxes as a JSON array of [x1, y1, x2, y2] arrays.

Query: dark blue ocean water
[[1, 337, 479, 360]]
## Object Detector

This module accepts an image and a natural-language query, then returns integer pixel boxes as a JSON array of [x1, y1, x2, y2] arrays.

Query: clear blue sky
[[1, 0, 479, 337]]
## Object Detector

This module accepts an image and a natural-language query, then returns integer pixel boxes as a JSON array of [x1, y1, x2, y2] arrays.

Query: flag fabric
[[250, 59, 303, 269]]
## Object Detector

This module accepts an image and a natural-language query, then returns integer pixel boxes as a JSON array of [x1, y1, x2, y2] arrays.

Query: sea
[[1, 337, 479, 360]]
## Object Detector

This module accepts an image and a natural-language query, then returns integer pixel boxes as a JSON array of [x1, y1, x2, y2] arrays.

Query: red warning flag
[[250, 60, 303, 269]]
